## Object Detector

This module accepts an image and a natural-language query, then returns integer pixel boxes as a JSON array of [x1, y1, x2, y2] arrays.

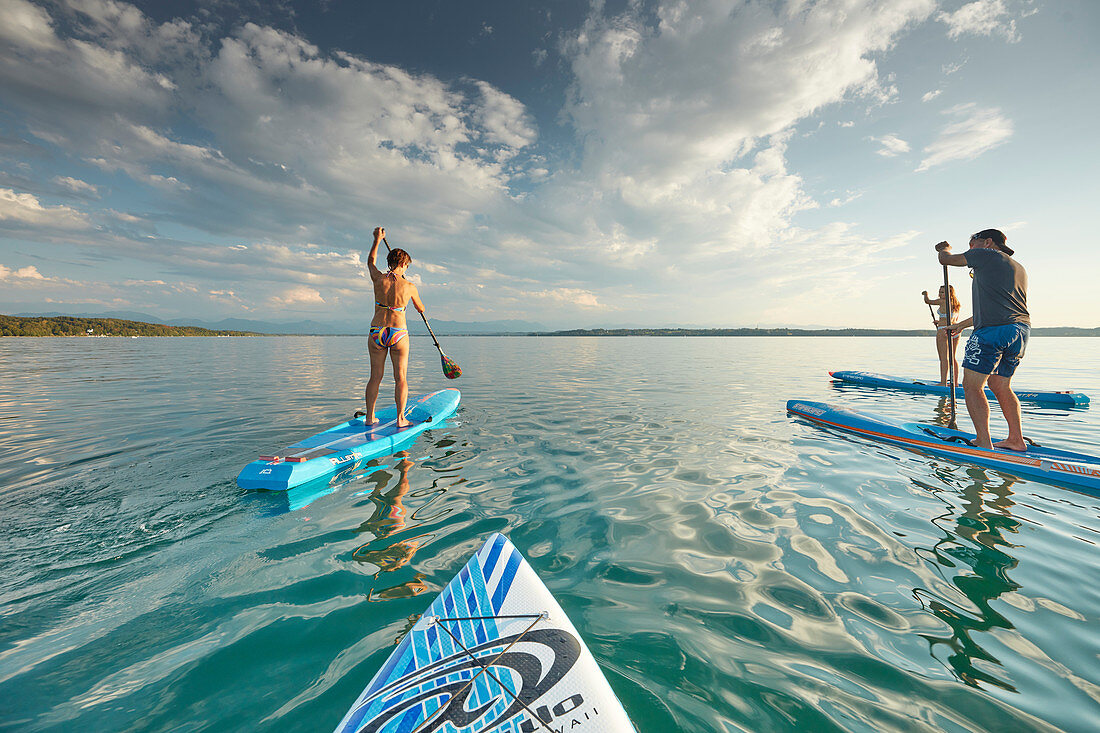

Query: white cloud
[[917, 103, 1013, 171], [921, 89, 942, 103], [268, 286, 326, 307], [528, 287, 602, 308], [0, 188, 91, 229], [473, 81, 537, 151], [53, 175, 100, 196], [553, 0, 935, 262], [873, 134, 910, 157], [0, 263, 48, 281], [938, 0, 1028, 42], [0, 0, 60, 52], [0, 1, 541, 247]]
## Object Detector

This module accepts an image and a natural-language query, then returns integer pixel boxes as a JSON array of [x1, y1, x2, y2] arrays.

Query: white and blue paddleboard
[[787, 399, 1100, 494], [829, 370, 1089, 407], [237, 389, 460, 491], [334, 533, 637, 733]]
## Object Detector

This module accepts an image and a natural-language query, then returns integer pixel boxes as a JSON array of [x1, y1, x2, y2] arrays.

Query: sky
[[1, 0, 1097, 329]]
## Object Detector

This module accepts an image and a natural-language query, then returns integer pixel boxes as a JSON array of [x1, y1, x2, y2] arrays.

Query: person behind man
[[936, 229, 1030, 451]]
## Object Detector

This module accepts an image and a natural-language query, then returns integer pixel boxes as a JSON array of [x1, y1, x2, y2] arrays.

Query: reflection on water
[[352, 455, 453, 601], [913, 469, 1022, 691], [931, 395, 956, 428], [2, 337, 1099, 732]]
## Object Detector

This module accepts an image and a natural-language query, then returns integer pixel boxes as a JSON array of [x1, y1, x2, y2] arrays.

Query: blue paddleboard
[[237, 389, 460, 491], [829, 370, 1089, 407], [787, 399, 1100, 494], [334, 533, 637, 733]]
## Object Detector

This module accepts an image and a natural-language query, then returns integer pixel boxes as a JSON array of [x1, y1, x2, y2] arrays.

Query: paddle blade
[[440, 353, 461, 379]]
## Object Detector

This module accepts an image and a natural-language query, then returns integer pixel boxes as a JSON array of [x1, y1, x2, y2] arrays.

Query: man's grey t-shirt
[[963, 248, 1030, 329]]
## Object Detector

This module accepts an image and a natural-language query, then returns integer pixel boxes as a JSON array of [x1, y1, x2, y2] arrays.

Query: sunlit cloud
[[937, 0, 1033, 43], [873, 134, 911, 157], [0, 188, 91, 230], [916, 103, 1013, 172], [268, 286, 326, 307]]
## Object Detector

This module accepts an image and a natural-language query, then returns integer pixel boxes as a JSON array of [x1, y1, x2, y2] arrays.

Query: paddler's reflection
[[352, 454, 433, 599], [931, 395, 954, 428], [911, 468, 1022, 691]]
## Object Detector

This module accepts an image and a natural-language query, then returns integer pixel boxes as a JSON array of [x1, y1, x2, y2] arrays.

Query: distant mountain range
[[10, 310, 546, 335]]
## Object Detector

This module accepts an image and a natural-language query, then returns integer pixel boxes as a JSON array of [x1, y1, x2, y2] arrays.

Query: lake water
[[1, 336, 1098, 732]]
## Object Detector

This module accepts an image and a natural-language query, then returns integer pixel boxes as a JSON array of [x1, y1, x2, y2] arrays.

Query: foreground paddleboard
[[334, 533, 637, 733], [237, 389, 460, 491], [829, 370, 1089, 408], [787, 400, 1100, 494]]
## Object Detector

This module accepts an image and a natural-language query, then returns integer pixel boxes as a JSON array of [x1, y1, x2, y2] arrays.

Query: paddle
[[940, 262, 958, 429], [380, 236, 461, 380]]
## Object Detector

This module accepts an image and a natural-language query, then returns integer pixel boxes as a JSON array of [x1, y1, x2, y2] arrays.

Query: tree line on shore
[[0, 315, 259, 337]]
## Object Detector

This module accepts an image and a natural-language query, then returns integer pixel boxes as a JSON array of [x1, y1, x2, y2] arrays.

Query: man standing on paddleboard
[[936, 229, 1030, 451]]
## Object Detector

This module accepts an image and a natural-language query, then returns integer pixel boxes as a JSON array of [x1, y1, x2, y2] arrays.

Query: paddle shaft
[[380, 236, 446, 353], [942, 264, 958, 429]]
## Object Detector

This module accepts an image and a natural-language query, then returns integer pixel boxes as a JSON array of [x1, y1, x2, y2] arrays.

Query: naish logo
[[353, 628, 581, 733], [790, 403, 826, 416], [518, 694, 603, 732]]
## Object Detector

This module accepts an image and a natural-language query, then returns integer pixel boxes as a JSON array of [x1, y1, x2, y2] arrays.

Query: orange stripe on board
[[789, 409, 1044, 466]]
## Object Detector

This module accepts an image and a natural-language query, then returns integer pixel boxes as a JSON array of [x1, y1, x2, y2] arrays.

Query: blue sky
[[1, 0, 1096, 328]]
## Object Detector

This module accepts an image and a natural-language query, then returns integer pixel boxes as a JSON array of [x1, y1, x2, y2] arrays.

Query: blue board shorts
[[961, 323, 1030, 377]]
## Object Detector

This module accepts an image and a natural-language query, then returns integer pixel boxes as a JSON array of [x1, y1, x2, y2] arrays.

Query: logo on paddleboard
[[330, 451, 363, 466], [789, 403, 825, 416], [352, 628, 583, 733]]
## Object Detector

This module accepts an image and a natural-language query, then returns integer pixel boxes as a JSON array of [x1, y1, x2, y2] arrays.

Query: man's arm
[[941, 316, 973, 333], [935, 241, 968, 267]]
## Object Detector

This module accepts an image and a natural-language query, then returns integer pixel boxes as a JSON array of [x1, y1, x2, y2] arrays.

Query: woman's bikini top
[[375, 271, 407, 312]]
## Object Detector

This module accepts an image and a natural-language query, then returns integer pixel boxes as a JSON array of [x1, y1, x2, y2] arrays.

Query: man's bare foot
[[993, 438, 1027, 452], [396, 418, 412, 428]]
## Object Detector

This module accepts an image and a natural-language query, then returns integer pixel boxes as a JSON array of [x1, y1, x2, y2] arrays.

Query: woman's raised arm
[[367, 226, 385, 279]]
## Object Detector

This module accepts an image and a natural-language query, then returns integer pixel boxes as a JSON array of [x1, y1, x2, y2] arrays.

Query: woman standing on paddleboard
[[364, 227, 425, 428], [922, 285, 960, 386]]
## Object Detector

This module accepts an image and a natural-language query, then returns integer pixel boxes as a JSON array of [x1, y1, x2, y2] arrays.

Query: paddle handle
[[381, 236, 446, 354], [942, 264, 958, 429]]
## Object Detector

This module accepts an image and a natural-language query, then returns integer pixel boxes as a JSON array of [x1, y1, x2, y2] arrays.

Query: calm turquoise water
[[1, 336, 1098, 732]]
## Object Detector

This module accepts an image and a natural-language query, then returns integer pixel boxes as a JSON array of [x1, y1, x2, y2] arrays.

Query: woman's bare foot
[[993, 438, 1027, 451], [396, 418, 412, 428]]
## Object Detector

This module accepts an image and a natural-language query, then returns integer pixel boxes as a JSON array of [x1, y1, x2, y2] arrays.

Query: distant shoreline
[[3, 315, 1096, 338], [1, 315, 261, 337], [520, 327, 1100, 337]]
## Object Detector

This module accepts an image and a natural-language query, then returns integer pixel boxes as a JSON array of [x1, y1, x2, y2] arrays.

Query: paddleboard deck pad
[[829, 370, 1089, 407], [787, 400, 1100, 494], [237, 389, 460, 491], [334, 533, 637, 733]]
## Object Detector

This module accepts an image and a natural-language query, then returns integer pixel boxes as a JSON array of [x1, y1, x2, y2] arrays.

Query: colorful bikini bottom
[[369, 326, 408, 349]]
